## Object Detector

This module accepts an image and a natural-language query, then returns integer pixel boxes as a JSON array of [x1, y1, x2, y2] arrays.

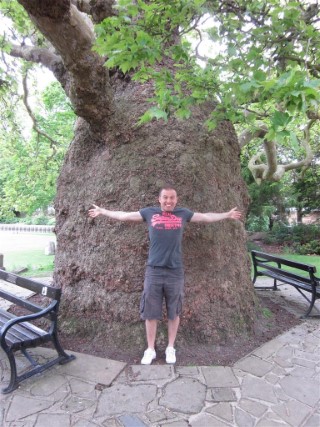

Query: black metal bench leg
[[296, 289, 317, 318], [2, 349, 19, 394], [21, 348, 41, 367], [51, 331, 76, 364]]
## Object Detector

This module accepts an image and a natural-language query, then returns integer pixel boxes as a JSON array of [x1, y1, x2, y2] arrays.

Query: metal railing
[[0, 224, 54, 234]]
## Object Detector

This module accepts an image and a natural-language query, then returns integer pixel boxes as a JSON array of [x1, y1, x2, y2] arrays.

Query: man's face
[[159, 189, 178, 212]]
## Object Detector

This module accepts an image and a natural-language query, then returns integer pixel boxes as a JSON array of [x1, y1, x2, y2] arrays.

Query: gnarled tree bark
[[16, 0, 255, 348]]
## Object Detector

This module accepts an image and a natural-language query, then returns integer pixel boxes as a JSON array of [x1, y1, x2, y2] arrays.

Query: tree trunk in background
[[297, 207, 303, 224], [54, 79, 254, 348]]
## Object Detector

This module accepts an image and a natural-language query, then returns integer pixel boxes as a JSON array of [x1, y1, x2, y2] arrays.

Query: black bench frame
[[0, 269, 75, 393], [251, 250, 320, 318]]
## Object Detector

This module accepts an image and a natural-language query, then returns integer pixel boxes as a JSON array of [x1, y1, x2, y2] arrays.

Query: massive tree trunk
[[18, 1, 255, 349]]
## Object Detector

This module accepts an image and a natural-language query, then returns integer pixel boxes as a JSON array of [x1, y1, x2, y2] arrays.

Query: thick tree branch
[[276, 54, 320, 78], [18, 0, 114, 134], [239, 124, 268, 149], [283, 119, 315, 174], [10, 44, 60, 68], [245, 120, 316, 184], [9, 43, 68, 81], [71, 0, 116, 23]]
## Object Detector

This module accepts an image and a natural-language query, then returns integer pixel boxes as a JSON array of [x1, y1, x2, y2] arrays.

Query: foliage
[[0, 80, 75, 219], [94, 0, 320, 180], [288, 151, 320, 214], [19, 215, 55, 225], [242, 158, 286, 230], [295, 240, 320, 256], [268, 223, 320, 254], [0, 2, 75, 218], [246, 213, 270, 232], [0, 0, 319, 218]]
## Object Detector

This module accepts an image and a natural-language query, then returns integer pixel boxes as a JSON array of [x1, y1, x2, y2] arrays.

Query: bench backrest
[[251, 250, 318, 284], [0, 269, 61, 314], [252, 251, 317, 273]]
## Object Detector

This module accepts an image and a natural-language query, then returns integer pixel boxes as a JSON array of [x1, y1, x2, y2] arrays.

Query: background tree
[[0, 0, 318, 349], [242, 120, 320, 231], [289, 151, 320, 223], [0, 76, 75, 219], [203, 1, 320, 183]]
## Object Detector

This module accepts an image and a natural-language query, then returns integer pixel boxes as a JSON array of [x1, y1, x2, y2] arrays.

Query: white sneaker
[[165, 347, 176, 364], [141, 348, 156, 365]]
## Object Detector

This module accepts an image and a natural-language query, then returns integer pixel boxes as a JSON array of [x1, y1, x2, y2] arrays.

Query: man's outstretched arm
[[88, 204, 143, 222], [190, 207, 242, 223]]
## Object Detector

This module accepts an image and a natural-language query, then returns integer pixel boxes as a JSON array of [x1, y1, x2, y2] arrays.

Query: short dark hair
[[159, 184, 177, 197]]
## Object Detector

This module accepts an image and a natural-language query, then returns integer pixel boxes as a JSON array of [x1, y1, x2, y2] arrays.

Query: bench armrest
[[0, 300, 59, 344]]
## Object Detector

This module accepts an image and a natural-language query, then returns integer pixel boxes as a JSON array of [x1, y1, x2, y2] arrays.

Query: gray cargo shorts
[[140, 266, 185, 320]]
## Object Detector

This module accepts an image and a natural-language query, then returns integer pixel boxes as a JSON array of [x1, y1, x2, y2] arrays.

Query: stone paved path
[[0, 278, 319, 426], [0, 319, 319, 426]]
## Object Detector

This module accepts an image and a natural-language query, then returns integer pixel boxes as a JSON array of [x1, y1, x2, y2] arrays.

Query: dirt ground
[[5, 237, 303, 366], [7, 283, 302, 366], [58, 242, 303, 366], [58, 293, 301, 366]]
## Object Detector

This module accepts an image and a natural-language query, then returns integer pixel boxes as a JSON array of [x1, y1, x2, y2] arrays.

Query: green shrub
[[246, 214, 270, 232], [247, 241, 262, 252], [270, 222, 292, 242], [270, 224, 320, 245], [262, 234, 277, 245], [295, 240, 320, 255], [14, 216, 55, 225], [32, 216, 50, 225]]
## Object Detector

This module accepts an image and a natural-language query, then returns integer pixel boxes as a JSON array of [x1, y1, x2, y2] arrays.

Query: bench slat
[[0, 310, 46, 346], [260, 269, 320, 295], [255, 262, 314, 285], [0, 289, 44, 313], [0, 269, 61, 300]]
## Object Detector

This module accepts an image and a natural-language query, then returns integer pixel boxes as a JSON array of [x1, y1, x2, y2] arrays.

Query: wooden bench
[[251, 250, 320, 318], [0, 269, 75, 393]]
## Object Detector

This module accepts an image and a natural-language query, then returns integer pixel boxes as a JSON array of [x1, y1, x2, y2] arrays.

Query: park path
[[0, 231, 55, 253], [0, 278, 319, 426]]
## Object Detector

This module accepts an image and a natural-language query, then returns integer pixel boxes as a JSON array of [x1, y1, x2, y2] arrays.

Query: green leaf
[[175, 107, 191, 120], [289, 131, 299, 151], [271, 111, 291, 129], [137, 106, 168, 125]]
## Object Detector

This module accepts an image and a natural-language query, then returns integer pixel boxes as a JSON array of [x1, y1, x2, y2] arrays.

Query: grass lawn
[[0, 232, 55, 276], [3, 250, 54, 276]]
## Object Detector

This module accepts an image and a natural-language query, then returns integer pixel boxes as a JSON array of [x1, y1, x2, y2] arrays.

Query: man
[[88, 185, 242, 365]]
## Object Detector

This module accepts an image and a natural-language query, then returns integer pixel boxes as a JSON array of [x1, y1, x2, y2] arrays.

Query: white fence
[[0, 224, 54, 234]]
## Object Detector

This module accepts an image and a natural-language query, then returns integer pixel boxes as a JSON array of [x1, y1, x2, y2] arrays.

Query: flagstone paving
[[0, 277, 319, 426]]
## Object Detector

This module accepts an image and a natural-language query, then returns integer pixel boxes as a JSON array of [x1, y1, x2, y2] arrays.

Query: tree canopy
[[94, 0, 320, 182], [0, 0, 319, 218]]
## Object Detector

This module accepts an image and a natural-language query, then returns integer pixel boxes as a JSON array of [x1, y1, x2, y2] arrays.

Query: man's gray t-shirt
[[139, 207, 194, 268]]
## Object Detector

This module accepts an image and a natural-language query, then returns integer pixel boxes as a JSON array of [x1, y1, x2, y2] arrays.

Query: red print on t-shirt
[[151, 212, 182, 230]]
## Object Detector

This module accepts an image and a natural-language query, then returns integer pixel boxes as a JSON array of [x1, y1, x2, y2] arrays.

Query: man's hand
[[227, 207, 242, 220], [88, 204, 102, 218]]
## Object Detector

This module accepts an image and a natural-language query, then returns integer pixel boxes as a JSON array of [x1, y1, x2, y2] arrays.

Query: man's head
[[159, 185, 178, 212]]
